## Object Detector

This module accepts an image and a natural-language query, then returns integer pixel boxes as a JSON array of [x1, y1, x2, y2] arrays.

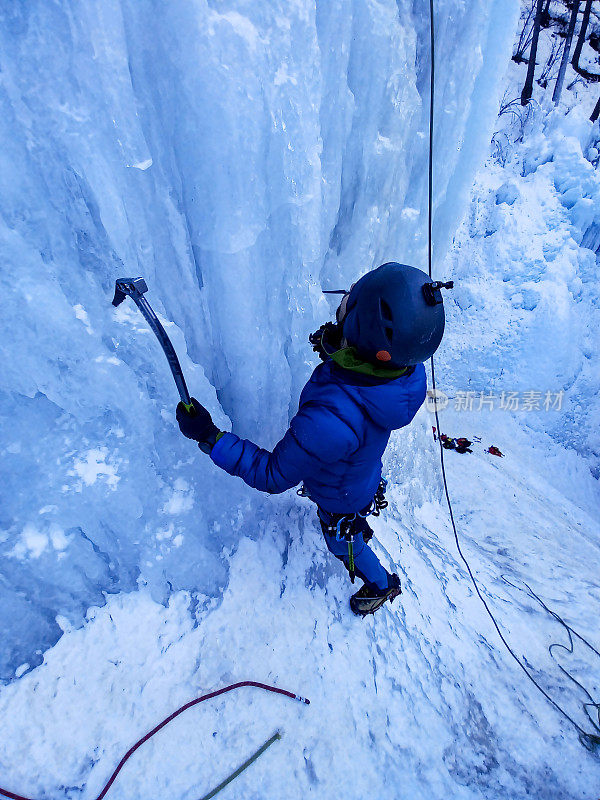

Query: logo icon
[[426, 389, 449, 412]]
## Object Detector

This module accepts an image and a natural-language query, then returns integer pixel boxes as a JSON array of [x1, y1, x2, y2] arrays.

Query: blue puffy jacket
[[211, 359, 427, 513]]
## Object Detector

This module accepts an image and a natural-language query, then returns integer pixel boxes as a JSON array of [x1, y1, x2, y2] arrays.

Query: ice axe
[[111, 277, 195, 414]]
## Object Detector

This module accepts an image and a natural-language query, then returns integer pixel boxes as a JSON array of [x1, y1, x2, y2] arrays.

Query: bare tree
[[553, 0, 582, 103], [572, 0, 592, 66], [539, 34, 564, 88], [571, 0, 600, 81], [591, 94, 600, 122], [514, 1, 538, 62], [521, 0, 545, 104], [540, 0, 553, 27]]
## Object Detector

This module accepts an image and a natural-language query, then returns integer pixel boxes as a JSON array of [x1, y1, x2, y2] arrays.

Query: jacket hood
[[327, 359, 427, 430]]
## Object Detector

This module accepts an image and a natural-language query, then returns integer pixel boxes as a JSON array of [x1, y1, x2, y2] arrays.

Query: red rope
[[0, 681, 310, 800]]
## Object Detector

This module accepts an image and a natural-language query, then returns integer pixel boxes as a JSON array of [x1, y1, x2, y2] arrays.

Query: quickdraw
[[370, 479, 389, 516]]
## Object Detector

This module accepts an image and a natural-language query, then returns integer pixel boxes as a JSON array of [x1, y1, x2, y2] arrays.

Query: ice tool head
[[112, 276, 149, 306]]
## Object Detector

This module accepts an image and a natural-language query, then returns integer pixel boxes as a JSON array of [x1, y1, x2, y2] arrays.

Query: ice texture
[[0, 0, 517, 678], [2, 2, 600, 798]]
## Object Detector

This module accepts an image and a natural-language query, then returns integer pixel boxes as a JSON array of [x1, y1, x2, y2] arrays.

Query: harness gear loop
[[370, 478, 388, 516]]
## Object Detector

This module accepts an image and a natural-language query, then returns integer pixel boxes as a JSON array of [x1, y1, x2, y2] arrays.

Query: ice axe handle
[[112, 276, 193, 409]]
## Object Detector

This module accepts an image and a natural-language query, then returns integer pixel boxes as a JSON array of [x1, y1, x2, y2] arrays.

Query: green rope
[[198, 731, 282, 800]]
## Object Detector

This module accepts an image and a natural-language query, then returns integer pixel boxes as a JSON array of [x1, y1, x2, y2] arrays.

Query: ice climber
[[176, 262, 448, 615]]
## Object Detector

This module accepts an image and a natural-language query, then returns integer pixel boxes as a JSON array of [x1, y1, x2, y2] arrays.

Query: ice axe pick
[[112, 277, 195, 414]]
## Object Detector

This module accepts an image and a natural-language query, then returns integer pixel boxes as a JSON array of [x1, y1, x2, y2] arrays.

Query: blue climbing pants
[[318, 509, 389, 591]]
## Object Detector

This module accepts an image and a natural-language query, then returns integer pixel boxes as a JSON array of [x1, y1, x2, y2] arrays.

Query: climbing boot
[[350, 573, 401, 617]]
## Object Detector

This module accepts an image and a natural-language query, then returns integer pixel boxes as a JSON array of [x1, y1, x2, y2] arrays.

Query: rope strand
[[426, 0, 599, 750], [0, 682, 309, 800]]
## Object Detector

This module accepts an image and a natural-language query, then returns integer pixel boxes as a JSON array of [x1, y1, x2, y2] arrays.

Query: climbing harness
[[325, 514, 364, 584], [426, 0, 600, 749], [331, 479, 388, 584], [370, 479, 389, 516], [0, 682, 309, 800], [299, 480, 388, 584]]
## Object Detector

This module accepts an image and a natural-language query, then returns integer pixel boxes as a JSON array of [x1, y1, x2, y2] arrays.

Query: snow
[[73, 304, 94, 334], [443, 87, 600, 472], [10, 524, 50, 560], [129, 158, 153, 171], [0, 441, 598, 798], [0, 0, 599, 798], [70, 448, 121, 489], [14, 664, 29, 680]]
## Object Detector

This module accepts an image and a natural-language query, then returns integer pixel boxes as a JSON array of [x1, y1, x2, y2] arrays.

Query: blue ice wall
[[0, 0, 518, 679]]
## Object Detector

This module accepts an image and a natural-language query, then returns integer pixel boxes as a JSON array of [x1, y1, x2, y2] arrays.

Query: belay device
[[112, 277, 194, 413]]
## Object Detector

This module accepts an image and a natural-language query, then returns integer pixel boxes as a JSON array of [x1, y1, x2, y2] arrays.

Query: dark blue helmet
[[339, 262, 448, 367]]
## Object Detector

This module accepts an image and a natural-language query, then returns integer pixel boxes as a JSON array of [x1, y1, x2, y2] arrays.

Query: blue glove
[[176, 398, 220, 454]]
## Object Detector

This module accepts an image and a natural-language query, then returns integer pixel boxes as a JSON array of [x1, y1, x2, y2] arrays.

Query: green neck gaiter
[[329, 347, 408, 379]]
